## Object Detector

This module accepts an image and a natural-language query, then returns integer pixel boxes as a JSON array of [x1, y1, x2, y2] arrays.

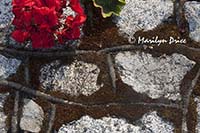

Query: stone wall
[[0, 0, 200, 132]]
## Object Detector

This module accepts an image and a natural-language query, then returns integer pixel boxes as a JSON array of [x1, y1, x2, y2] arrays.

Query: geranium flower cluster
[[11, 0, 86, 48]]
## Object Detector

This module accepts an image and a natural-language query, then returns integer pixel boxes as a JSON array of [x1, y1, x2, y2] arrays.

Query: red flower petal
[[12, 6, 32, 28], [65, 27, 81, 40], [31, 30, 55, 48], [70, 0, 84, 14], [33, 7, 58, 27], [12, 0, 34, 7], [12, 30, 29, 43], [72, 14, 87, 28]]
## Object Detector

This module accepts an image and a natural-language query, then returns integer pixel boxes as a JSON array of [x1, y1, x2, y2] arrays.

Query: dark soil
[[187, 97, 197, 133], [35, 97, 182, 132], [188, 75, 200, 133]]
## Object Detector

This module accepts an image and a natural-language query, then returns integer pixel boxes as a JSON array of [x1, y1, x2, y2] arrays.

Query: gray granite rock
[[140, 111, 174, 133], [0, 0, 13, 29], [20, 99, 44, 133], [0, 0, 14, 45], [115, 0, 173, 41], [0, 112, 7, 133], [184, 1, 200, 42], [59, 116, 140, 133], [115, 52, 195, 100], [195, 97, 200, 133], [0, 93, 9, 133], [0, 93, 9, 110], [40, 60, 102, 96], [0, 54, 21, 79], [58, 111, 174, 133]]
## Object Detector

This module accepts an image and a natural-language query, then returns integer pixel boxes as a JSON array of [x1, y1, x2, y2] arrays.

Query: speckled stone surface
[[115, 52, 195, 100], [40, 60, 102, 96], [184, 1, 200, 42], [58, 111, 174, 133], [115, 0, 173, 40], [0, 54, 21, 79], [20, 99, 44, 133], [0, 0, 13, 28]]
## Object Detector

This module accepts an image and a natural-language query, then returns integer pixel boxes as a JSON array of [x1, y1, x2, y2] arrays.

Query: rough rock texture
[[0, 0, 14, 45], [140, 111, 174, 133], [0, 0, 13, 28], [20, 99, 44, 133], [195, 97, 200, 133], [40, 60, 102, 96], [115, 0, 173, 40], [184, 1, 200, 42], [58, 111, 174, 133], [0, 93, 9, 133], [115, 52, 195, 100], [0, 54, 21, 79]]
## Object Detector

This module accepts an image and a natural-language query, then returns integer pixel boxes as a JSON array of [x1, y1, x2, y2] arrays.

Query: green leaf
[[92, 0, 126, 18]]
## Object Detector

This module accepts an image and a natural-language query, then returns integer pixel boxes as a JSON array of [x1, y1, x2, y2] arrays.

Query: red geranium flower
[[70, 0, 84, 14], [31, 29, 55, 48], [11, 0, 86, 49], [33, 6, 58, 27], [11, 30, 29, 43], [12, 0, 35, 7]]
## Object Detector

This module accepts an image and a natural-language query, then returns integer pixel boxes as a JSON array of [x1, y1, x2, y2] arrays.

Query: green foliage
[[92, 0, 126, 18]]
